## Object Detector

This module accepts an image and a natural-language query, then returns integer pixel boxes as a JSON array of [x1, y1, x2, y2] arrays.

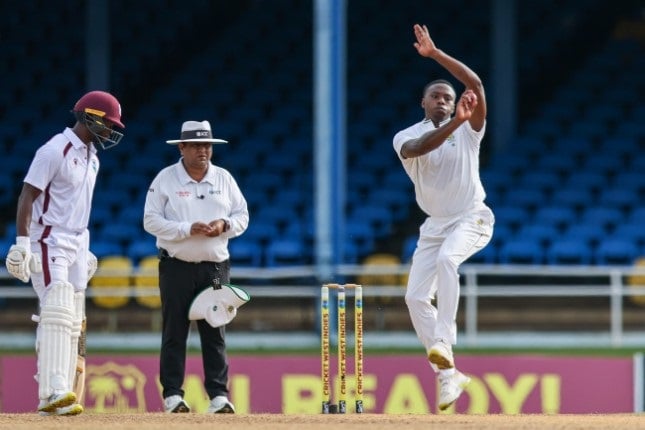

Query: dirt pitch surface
[[0, 413, 643, 429]]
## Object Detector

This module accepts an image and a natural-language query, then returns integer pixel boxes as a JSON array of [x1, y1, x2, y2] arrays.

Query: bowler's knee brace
[[37, 282, 75, 399]]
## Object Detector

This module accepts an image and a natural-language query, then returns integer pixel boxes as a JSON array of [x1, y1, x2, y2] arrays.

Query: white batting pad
[[37, 282, 75, 399], [188, 284, 250, 328], [68, 292, 85, 390]]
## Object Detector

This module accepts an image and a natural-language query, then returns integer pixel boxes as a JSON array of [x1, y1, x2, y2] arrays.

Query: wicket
[[321, 283, 363, 414]]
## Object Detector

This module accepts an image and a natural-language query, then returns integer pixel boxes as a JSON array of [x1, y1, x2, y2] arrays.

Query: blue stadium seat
[[580, 207, 624, 230], [492, 206, 529, 232], [563, 224, 606, 246], [611, 172, 645, 194], [91, 241, 124, 259], [611, 223, 645, 248], [498, 239, 544, 264], [515, 224, 559, 247], [503, 188, 545, 211], [350, 205, 393, 238], [367, 189, 411, 221], [596, 189, 639, 212], [533, 206, 577, 231], [595, 239, 640, 265], [584, 155, 623, 176], [564, 171, 606, 194], [255, 206, 299, 232], [551, 137, 594, 159], [548, 239, 593, 265], [627, 207, 645, 224], [550, 187, 595, 211], [346, 221, 376, 256], [520, 171, 561, 194], [229, 239, 263, 267], [265, 238, 307, 267], [243, 220, 280, 245], [126, 237, 158, 264], [538, 154, 576, 175], [480, 170, 512, 196]]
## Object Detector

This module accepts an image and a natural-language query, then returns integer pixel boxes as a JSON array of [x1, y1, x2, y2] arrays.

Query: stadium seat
[[498, 239, 544, 265], [265, 238, 307, 267], [595, 239, 640, 265], [611, 223, 645, 248], [550, 188, 595, 211], [533, 206, 577, 231], [563, 224, 606, 246], [596, 189, 639, 212], [91, 241, 124, 259], [564, 171, 606, 194], [492, 206, 529, 233], [580, 207, 624, 230], [548, 239, 593, 265], [584, 156, 623, 176], [346, 221, 376, 256], [515, 224, 559, 247], [627, 207, 645, 225], [519, 171, 561, 194], [503, 188, 545, 211], [243, 220, 281, 245], [538, 154, 576, 175], [229, 239, 263, 267], [350, 205, 393, 238], [132, 255, 161, 310], [90, 256, 133, 309], [126, 237, 158, 264]]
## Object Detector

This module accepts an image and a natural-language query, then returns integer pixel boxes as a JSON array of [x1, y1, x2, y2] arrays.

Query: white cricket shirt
[[143, 159, 249, 263], [24, 127, 98, 232], [393, 119, 487, 218]]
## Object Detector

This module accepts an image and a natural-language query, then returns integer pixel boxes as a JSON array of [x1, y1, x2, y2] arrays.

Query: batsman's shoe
[[38, 391, 77, 413], [207, 395, 235, 414], [164, 395, 190, 413], [438, 370, 471, 411], [428, 339, 454, 370], [39, 403, 84, 416]]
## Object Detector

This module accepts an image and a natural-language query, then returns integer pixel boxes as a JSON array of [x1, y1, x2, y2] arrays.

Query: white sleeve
[[143, 173, 191, 241]]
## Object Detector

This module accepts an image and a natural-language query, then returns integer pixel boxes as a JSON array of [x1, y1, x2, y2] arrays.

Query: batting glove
[[6, 236, 42, 283], [87, 251, 98, 280]]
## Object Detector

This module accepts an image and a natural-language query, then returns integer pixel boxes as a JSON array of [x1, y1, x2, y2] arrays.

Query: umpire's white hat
[[188, 284, 250, 328], [166, 120, 228, 144]]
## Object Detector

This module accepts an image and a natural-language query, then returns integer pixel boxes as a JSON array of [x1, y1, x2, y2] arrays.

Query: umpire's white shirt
[[143, 158, 249, 263], [24, 127, 98, 232], [393, 119, 487, 219]]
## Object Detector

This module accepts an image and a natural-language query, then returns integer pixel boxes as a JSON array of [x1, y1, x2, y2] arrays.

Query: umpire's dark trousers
[[158, 253, 231, 400]]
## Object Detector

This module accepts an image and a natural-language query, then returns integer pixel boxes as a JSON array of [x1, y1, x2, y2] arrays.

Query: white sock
[[439, 368, 456, 378]]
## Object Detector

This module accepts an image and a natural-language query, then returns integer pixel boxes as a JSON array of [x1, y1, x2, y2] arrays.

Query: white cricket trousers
[[405, 204, 494, 351]]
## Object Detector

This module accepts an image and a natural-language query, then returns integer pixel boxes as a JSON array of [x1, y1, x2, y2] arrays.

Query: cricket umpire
[[143, 120, 249, 413]]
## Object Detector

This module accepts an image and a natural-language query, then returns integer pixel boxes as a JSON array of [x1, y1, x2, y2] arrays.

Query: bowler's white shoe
[[38, 391, 77, 413], [207, 395, 235, 413], [164, 395, 190, 413], [428, 339, 454, 369], [438, 370, 471, 411]]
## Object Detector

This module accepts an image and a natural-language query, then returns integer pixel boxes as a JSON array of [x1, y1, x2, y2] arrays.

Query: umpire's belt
[[158, 248, 221, 264]]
